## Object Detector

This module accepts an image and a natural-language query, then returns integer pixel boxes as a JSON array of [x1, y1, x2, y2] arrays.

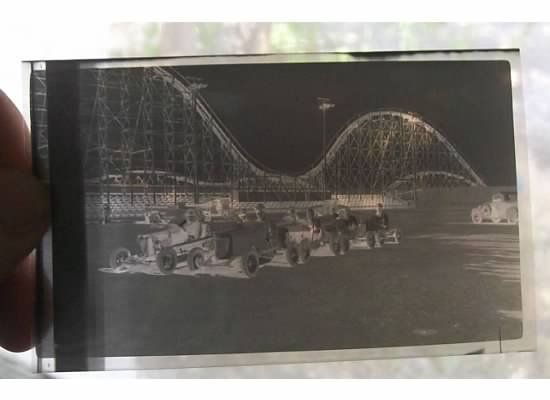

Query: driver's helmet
[[492, 193, 505, 202], [149, 211, 162, 224], [336, 206, 349, 219], [254, 203, 266, 221]]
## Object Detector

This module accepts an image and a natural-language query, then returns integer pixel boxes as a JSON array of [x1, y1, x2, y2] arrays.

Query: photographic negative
[[27, 50, 535, 372]]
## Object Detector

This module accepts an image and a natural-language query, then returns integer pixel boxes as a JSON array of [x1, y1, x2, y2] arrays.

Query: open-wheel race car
[[211, 218, 274, 278], [270, 208, 314, 266], [200, 204, 312, 277], [307, 204, 358, 256], [471, 192, 519, 225], [109, 208, 216, 274], [349, 205, 402, 249], [228, 205, 313, 268]]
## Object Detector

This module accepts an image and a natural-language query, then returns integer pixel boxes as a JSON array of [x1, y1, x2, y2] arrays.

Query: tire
[[507, 207, 519, 224], [109, 247, 131, 269], [239, 248, 260, 278], [480, 204, 491, 219], [340, 235, 350, 254], [156, 247, 178, 274], [471, 208, 483, 224], [394, 229, 402, 244], [310, 239, 321, 250], [214, 234, 231, 259], [187, 247, 205, 271], [284, 243, 300, 267], [329, 233, 341, 256], [348, 216, 359, 233], [298, 239, 311, 264], [277, 227, 289, 248], [366, 232, 376, 248], [357, 222, 367, 237]]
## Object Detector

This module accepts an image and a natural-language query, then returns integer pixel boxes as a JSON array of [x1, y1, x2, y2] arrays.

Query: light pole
[[186, 76, 208, 205], [317, 97, 335, 200]]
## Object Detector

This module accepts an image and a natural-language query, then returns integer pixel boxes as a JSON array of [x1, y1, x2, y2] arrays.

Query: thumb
[[0, 168, 49, 282]]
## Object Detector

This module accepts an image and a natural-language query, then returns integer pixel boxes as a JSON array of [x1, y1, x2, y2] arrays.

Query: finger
[[0, 170, 48, 352], [0, 256, 35, 352], [0, 89, 31, 169], [0, 89, 49, 352], [0, 168, 49, 282]]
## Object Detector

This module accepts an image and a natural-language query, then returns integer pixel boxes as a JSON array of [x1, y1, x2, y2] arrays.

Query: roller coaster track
[[153, 67, 485, 189], [33, 67, 486, 194], [299, 110, 485, 186]]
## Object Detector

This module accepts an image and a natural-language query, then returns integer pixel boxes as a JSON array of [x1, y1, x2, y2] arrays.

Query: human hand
[[0, 89, 49, 352]]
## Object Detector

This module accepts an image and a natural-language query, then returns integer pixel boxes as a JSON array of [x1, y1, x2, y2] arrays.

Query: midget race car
[[271, 209, 314, 266], [471, 192, 519, 225], [230, 206, 314, 268], [351, 224, 402, 248], [347, 207, 402, 249], [307, 205, 358, 256], [109, 208, 215, 274]]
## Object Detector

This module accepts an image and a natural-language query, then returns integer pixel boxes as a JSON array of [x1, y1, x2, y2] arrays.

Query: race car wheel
[[491, 209, 502, 223], [366, 232, 376, 249], [507, 207, 519, 224], [298, 239, 311, 264], [240, 249, 260, 278], [394, 229, 402, 244], [328, 233, 341, 256], [109, 247, 131, 269], [480, 204, 491, 219], [157, 247, 178, 274], [187, 247, 205, 271], [471, 208, 483, 224], [339, 235, 350, 255], [284, 243, 300, 267]]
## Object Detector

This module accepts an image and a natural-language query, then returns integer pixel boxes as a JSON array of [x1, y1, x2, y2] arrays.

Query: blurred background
[[0, 22, 548, 377]]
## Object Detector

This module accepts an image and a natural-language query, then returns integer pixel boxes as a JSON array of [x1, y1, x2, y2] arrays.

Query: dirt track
[[81, 207, 522, 357]]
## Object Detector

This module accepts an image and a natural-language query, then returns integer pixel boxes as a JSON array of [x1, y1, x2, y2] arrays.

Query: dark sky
[[175, 60, 516, 186]]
